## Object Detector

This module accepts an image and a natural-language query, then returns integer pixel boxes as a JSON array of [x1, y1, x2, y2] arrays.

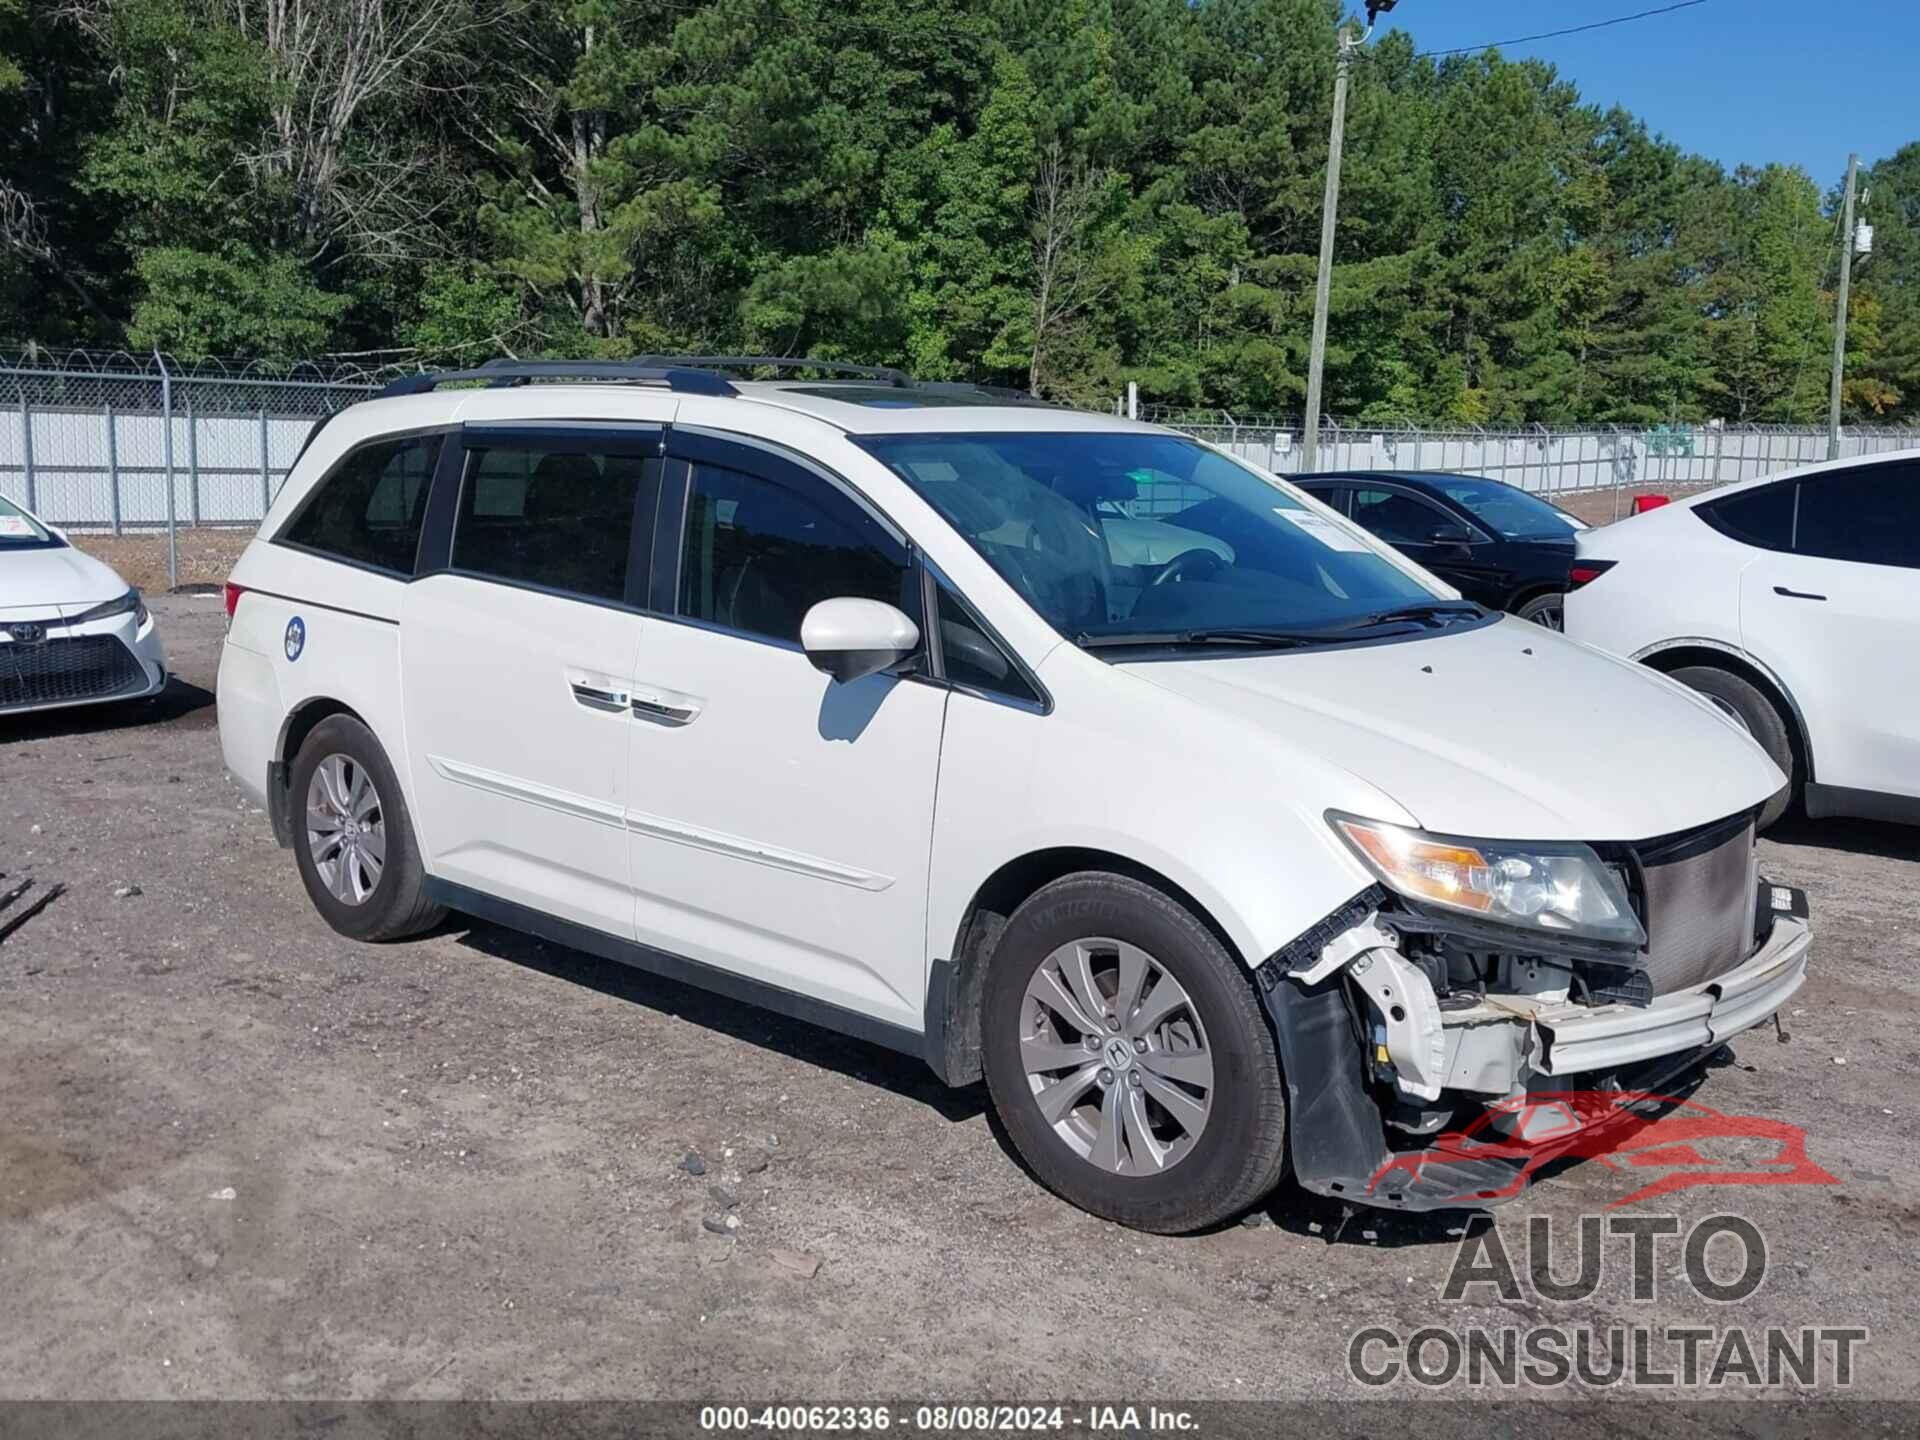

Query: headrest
[[527, 452, 603, 519], [1049, 465, 1139, 510]]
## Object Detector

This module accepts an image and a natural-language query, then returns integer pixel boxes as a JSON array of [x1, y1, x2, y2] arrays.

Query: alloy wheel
[[306, 753, 386, 906], [1018, 938, 1214, 1175]]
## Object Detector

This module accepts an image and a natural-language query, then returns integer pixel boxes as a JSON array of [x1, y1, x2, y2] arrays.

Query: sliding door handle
[[570, 681, 631, 713], [1772, 585, 1827, 602]]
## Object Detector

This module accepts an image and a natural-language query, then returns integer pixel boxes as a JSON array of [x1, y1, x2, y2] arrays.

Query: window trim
[[270, 425, 451, 579], [659, 428, 924, 654]]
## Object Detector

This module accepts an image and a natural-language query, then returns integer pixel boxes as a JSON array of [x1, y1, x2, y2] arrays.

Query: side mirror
[[1427, 521, 1476, 547], [801, 598, 921, 684]]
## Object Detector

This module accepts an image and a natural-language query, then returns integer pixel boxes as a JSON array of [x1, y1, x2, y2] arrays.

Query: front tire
[[982, 873, 1289, 1233], [288, 714, 444, 941], [1668, 665, 1798, 830]]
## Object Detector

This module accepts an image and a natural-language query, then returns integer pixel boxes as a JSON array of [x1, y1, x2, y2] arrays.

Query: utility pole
[[1301, 24, 1359, 473], [1827, 152, 1860, 460]]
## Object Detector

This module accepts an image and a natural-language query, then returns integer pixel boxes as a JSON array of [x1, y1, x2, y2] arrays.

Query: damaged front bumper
[[1256, 888, 1812, 1212], [1434, 911, 1809, 1092]]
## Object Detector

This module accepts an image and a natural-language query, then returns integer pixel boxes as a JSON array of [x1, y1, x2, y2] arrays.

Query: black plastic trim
[[381, 360, 737, 398], [1805, 783, 1920, 825], [424, 879, 929, 1064], [265, 760, 293, 849]]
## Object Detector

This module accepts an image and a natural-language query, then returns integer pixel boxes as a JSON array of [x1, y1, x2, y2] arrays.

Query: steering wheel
[[1151, 548, 1228, 587]]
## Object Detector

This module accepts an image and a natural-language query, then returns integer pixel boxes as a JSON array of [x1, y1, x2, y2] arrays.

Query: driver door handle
[[1773, 585, 1827, 602]]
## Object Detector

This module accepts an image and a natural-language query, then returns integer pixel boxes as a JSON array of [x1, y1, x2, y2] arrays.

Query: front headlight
[[73, 588, 146, 625], [1331, 813, 1645, 948]]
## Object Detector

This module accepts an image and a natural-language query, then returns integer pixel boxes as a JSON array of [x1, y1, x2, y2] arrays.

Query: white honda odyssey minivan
[[217, 358, 1811, 1232]]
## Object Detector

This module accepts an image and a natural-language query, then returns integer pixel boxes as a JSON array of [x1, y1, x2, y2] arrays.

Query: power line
[[1412, 1, 1710, 60]]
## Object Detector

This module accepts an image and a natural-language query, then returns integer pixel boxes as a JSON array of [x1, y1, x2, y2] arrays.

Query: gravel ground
[[2, 594, 1916, 1409]]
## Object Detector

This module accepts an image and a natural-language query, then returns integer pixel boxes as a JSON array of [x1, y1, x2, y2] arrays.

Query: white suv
[[1567, 449, 1920, 829], [217, 358, 1810, 1232]]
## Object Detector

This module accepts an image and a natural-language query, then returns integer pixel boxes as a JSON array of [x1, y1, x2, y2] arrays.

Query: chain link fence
[[1135, 406, 1919, 512], [0, 349, 390, 539], [4, 349, 1916, 562]]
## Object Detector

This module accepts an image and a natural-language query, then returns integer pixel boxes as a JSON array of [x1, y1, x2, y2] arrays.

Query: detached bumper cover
[[1533, 915, 1809, 1075], [1260, 897, 1812, 1213]]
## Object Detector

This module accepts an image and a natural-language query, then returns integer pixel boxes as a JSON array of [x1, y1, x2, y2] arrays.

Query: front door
[[1348, 485, 1504, 603], [625, 432, 948, 1033], [401, 420, 667, 938], [1738, 460, 1920, 800]]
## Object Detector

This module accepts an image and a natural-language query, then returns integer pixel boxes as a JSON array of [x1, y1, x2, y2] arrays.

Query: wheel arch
[[266, 697, 375, 848], [923, 846, 1247, 1087], [1636, 640, 1813, 782], [1506, 580, 1566, 614]]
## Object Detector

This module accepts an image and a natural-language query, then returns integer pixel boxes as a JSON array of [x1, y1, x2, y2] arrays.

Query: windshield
[[861, 432, 1445, 643], [0, 495, 58, 549], [1429, 476, 1578, 540]]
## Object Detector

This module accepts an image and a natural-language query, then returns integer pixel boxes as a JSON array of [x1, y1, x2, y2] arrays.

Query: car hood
[[1126, 618, 1784, 842], [0, 543, 128, 612]]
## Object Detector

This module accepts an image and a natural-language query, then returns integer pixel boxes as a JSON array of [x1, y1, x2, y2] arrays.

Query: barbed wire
[[0, 344, 412, 387]]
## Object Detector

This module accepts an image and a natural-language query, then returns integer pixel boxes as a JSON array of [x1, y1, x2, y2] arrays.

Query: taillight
[[1568, 561, 1616, 590], [223, 581, 247, 622]]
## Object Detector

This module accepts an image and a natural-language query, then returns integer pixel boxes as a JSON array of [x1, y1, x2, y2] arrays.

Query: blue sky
[[1375, 1, 1914, 187]]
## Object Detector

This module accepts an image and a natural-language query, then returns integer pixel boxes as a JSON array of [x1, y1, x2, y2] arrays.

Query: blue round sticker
[[284, 616, 306, 662]]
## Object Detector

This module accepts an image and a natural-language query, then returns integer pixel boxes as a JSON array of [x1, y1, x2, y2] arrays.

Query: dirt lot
[[2, 595, 1917, 1411]]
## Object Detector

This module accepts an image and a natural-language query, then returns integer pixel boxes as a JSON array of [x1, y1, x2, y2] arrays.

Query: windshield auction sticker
[[1275, 508, 1371, 552]]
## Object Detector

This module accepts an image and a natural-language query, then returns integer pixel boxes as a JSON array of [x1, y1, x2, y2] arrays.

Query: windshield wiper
[[1335, 601, 1485, 631], [1075, 628, 1325, 650]]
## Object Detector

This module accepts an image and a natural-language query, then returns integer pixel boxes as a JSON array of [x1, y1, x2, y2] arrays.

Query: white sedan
[[1565, 448, 1920, 828], [1, 496, 169, 716]]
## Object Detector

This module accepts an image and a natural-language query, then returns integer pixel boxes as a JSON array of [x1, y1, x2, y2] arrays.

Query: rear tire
[[1515, 592, 1565, 630], [288, 714, 444, 941], [1668, 665, 1797, 830], [981, 873, 1289, 1233]]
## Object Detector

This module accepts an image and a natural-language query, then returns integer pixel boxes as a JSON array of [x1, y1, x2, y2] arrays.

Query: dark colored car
[[1294, 471, 1584, 629]]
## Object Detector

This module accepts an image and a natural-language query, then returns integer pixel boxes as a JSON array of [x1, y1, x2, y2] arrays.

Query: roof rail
[[630, 354, 913, 387], [378, 360, 738, 399], [374, 354, 1046, 406]]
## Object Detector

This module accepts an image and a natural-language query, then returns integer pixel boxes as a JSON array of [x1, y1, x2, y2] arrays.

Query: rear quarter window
[[280, 434, 442, 575], [1698, 480, 1794, 551]]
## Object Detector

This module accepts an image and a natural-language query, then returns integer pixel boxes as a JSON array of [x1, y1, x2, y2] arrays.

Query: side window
[[1351, 487, 1451, 545], [678, 462, 911, 644], [1700, 479, 1795, 551], [282, 434, 440, 574], [1793, 464, 1920, 569], [451, 443, 651, 602], [936, 581, 1041, 706]]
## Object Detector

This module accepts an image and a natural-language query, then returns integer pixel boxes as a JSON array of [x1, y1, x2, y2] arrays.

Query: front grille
[[0, 635, 148, 710], [1635, 814, 1758, 994]]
